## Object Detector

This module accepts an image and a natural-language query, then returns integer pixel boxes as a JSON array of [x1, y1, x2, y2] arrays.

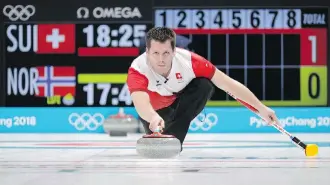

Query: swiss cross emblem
[[175, 73, 182, 79], [37, 24, 75, 54], [175, 72, 184, 83]]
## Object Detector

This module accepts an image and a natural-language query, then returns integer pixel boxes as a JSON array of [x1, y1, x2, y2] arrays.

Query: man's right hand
[[149, 114, 165, 132], [130, 91, 164, 132]]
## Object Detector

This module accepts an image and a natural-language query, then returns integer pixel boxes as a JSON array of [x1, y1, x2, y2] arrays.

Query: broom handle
[[227, 92, 307, 150], [236, 98, 293, 138]]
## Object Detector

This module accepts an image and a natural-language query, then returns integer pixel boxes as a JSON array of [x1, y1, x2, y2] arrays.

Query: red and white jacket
[[127, 47, 216, 110]]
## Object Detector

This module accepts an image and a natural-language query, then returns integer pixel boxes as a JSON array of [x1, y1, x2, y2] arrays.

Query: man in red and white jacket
[[127, 27, 279, 149]]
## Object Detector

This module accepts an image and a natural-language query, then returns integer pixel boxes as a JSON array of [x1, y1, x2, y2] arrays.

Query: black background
[[0, 0, 329, 106]]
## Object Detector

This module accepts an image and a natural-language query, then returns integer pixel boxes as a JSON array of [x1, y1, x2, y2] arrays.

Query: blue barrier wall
[[0, 107, 329, 133]]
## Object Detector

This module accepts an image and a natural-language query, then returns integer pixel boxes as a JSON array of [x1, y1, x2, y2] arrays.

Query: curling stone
[[136, 127, 181, 158], [103, 108, 139, 136]]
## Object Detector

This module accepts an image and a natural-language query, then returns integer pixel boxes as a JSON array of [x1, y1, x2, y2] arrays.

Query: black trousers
[[139, 78, 214, 146]]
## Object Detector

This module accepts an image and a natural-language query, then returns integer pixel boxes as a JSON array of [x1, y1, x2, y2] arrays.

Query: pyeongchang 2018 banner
[[0, 107, 329, 133]]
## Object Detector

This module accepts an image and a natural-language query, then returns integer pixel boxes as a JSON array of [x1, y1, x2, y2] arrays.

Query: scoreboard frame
[[151, 6, 329, 106], [0, 2, 329, 107]]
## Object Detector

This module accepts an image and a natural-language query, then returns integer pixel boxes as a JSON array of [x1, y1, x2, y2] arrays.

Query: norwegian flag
[[35, 66, 76, 97]]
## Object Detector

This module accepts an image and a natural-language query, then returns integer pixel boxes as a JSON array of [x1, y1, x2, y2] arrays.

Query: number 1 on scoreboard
[[300, 29, 326, 66], [308, 35, 317, 63]]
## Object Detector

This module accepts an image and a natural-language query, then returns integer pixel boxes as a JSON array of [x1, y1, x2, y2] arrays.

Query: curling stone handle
[[153, 126, 163, 135]]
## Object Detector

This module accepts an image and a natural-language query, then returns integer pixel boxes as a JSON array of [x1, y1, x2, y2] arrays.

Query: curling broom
[[227, 92, 318, 157]]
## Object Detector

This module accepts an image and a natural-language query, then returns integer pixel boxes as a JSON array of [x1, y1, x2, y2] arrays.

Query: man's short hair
[[145, 27, 176, 50]]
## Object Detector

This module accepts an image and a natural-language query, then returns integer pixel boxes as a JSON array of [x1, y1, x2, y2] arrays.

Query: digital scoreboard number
[[2, 5, 328, 107], [154, 8, 328, 106]]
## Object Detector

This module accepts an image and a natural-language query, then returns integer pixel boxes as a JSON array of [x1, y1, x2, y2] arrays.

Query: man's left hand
[[258, 106, 280, 126]]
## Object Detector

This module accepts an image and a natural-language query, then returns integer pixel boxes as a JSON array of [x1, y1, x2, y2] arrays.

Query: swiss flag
[[175, 73, 182, 79], [37, 24, 75, 54]]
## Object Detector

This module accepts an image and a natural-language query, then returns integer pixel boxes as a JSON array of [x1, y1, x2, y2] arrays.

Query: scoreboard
[[153, 8, 328, 106], [1, 3, 328, 107]]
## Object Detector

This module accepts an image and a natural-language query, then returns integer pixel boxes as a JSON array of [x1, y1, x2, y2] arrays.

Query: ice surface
[[0, 133, 329, 185]]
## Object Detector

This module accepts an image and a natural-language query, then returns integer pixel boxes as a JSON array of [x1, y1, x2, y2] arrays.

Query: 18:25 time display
[[82, 24, 146, 47]]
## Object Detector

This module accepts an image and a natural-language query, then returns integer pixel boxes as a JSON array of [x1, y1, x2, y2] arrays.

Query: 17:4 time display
[[82, 83, 132, 106]]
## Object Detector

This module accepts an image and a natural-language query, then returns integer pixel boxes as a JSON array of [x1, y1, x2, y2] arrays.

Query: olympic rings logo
[[189, 113, 218, 131], [68, 113, 104, 131], [3, 5, 35, 21]]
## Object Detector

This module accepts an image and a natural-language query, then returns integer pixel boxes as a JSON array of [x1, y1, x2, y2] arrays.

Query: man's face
[[146, 39, 175, 76]]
